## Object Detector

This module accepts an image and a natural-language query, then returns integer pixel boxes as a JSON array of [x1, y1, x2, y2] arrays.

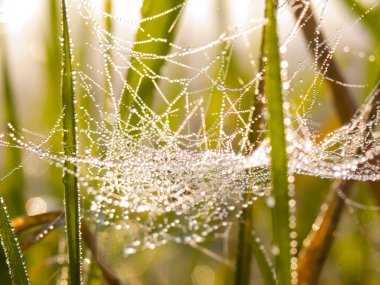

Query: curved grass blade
[[12, 210, 63, 235], [263, 0, 291, 283], [119, 0, 185, 121], [297, 180, 352, 285], [0, 197, 30, 285], [251, 231, 277, 285], [0, 31, 25, 217], [61, 0, 82, 283]]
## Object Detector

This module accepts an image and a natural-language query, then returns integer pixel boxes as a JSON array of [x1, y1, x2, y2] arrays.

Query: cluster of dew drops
[[2, 0, 380, 264]]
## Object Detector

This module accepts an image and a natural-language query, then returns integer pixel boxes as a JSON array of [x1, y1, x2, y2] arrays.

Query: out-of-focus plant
[[1, 0, 380, 284]]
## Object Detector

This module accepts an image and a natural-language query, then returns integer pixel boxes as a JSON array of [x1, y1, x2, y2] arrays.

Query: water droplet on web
[[271, 245, 280, 256], [266, 196, 275, 208], [1, 0, 380, 258]]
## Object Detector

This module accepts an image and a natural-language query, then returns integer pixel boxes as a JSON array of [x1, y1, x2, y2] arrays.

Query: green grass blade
[[251, 231, 277, 285], [104, 0, 113, 97], [61, 0, 82, 283], [0, 197, 30, 285], [104, 0, 112, 38], [0, 32, 25, 217], [263, 0, 291, 284], [234, 191, 254, 285], [119, 0, 185, 121]]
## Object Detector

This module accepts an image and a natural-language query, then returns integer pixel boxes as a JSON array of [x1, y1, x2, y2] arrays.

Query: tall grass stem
[[61, 0, 82, 283], [264, 0, 291, 283]]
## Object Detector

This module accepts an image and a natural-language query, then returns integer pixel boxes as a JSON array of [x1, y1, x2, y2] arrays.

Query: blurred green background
[[1, 0, 380, 284]]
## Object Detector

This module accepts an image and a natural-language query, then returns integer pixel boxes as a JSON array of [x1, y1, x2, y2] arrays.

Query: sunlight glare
[[0, 0, 41, 33]]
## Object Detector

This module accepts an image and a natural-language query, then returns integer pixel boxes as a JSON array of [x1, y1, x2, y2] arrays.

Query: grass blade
[[263, 0, 291, 283], [104, 0, 113, 97], [119, 0, 185, 121], [297, 180, 352, 285], [12, 211, 63, 235], [234, 191, 254, 285], [10, 212, 123, 284], [251, 231, 277, 285], [292, 3, 380, 282], [0, 31, 25, 217], [61, 0, 82, 283], [0, 197, 30, 285]]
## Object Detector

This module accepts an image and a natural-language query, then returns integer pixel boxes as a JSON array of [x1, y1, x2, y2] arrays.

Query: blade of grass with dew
[[12, 211, 63, 234], [0, 30, 25, 217], [297, 180, 352, 285], [61, 0, 82, 283], [9, 211, 121, 284], [263, 0, 291, 284], [0, 197, 30, 285], [204, 43, 233, 149], [291, 3, 380, 282], [119, 0, 185, 121], [251, 231, 277, 285]]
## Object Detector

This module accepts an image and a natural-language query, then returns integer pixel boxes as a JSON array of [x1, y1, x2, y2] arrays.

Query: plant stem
[[10, 211, 123, 284], [0, 197, 30, 285], [234, 191, 254, 285], [12, 210, 63, 234], [118, 0, 185, 122], [61, 0, 82, 283], [264, 0, 291, 283], [251, 231, 277, 285], [297, 181, 352, 285], [104, 0, 113, 97], [291, 2, 380, 283]]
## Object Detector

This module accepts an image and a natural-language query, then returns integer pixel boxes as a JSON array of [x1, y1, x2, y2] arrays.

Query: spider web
[[2, 0, 380, 255]]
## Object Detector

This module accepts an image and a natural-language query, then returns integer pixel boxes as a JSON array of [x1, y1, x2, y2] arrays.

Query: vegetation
[[1, 0, 380, 284]]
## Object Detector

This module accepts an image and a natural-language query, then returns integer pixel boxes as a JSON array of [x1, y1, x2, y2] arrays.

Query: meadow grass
[[263, 0, 290, 283], [1, 0, 380, 284], [0, 197, 29, 284], [61, 0, 81, 283]]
